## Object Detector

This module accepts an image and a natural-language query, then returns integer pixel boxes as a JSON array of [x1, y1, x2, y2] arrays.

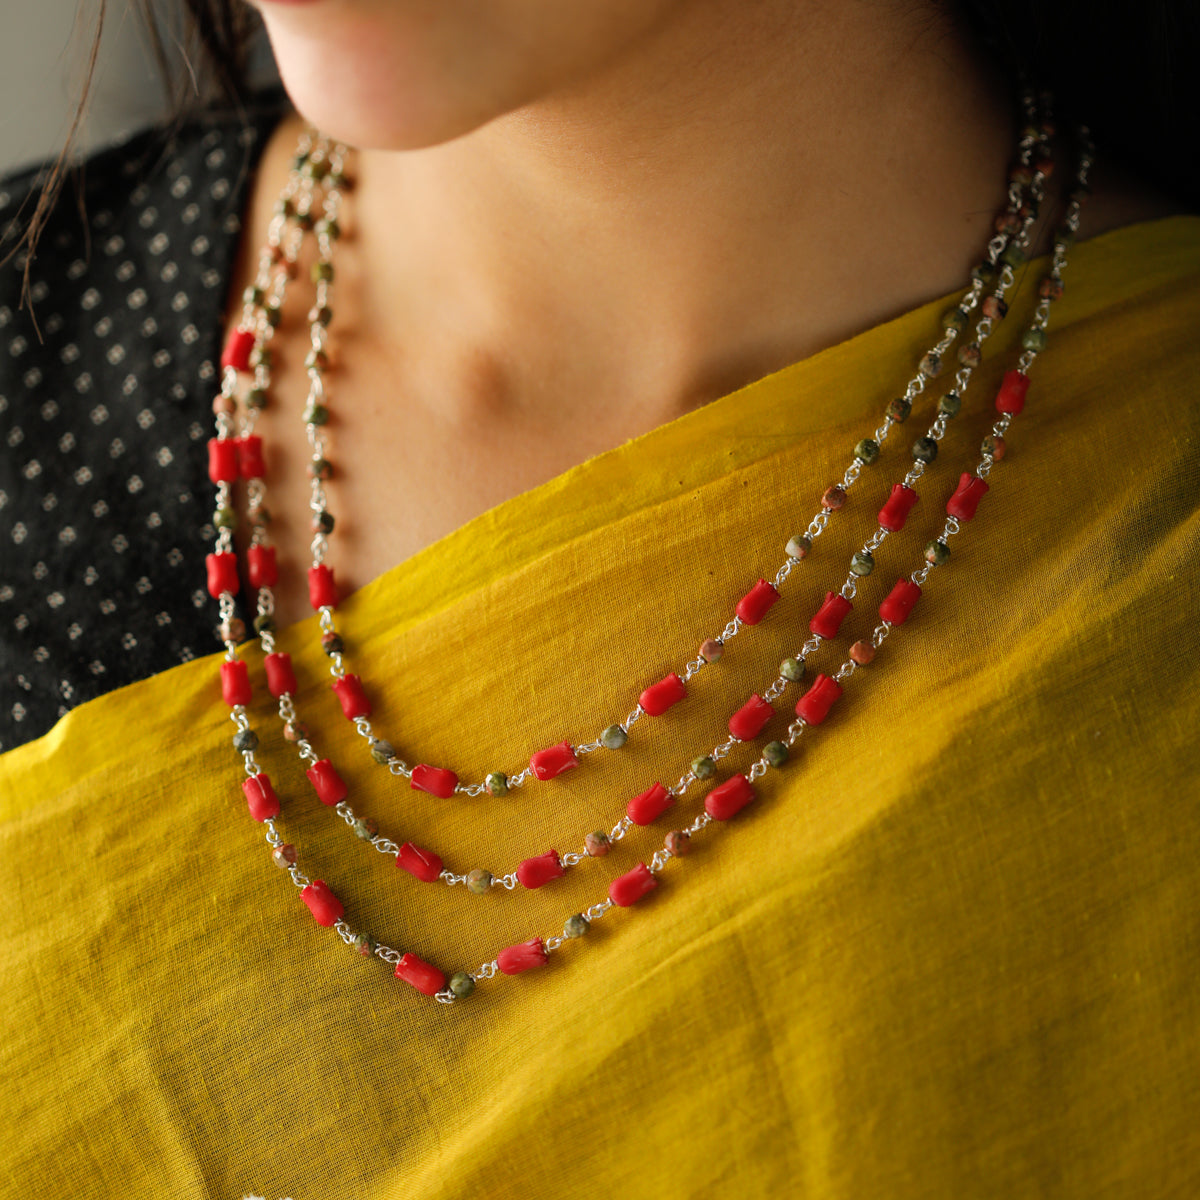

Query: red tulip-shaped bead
[[301, 879, 344, 927], [394, 953, 446, 996], [398, 843, 444, 883], [220, 660, 251, 707], [880, 578, 922, 625], [946, 472, 990, 521], [263, 651, 296, 697], [627, 782, 675, 826], [639, 672, 687, 717], [306, 758, 348, 806], [529, 740, 579, 781], [221, 327, 256, 372], [308, 564, 337, 610], [878, 483, 920, 532], [995, 369, 1030, 414], [809, 591, 853, 639], [236, 434, 265, 480], [246, 544, 278, 589], [332, 674, 371, 720], [411, 764, 459, 798], [609, 862, 658, 907], [242, 772, 280, 822], [206, 552, 239, 599], [497, 937, 548, 975], [795, 674, 843, 725], [705, 774, 755, 821], [735, 579, 780, 626], [207, 437, 239, 484], [729, 694, 773, 741], [517, 850, 565, 889]]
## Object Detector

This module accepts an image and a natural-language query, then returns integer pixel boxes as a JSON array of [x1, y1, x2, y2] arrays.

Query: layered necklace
[[206, 92, 1092, 1002]]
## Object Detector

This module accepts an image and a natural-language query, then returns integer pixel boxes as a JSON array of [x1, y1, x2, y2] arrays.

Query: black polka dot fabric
[[0, 97, 287, 753]]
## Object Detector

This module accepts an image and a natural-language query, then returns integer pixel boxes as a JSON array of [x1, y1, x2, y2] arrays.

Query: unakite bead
[[218, 617, 246, 643], [316, 218, 341, 241], [925, 539, 951, 566], [785, 535, 811, 560], [919, 351, 942, 378], [763, 740, 789, 767], [849, 640, 876, 665], [233, 728, 258, 752], [780, 657, 805, 683], [1056, 225, 1077, 247], [214, 505, 237, 530], [272, 843, 297, 869], [564, 914, 589, 939], [982, 295, 1008, 320], [302, 158, 329, 180], [308, 458, 332, 482], [248, 503, 270, 527], [249, 346, 272, 370], [353, 818, 378, 841], [485, 772, 508, 797], [850, 551, 874, 576], [246, 386, 267, 409], [305, 348, 330, 372], [585, 831, 611, 857], [600, 724, 628, 749], [244, 285, 265, 307], [957, 343, 982, 368], [303, 403, 329, 426], [854, 438, 880, 465], [887, 397, 912, 423], [691, 755, 716, 780], [665, 829, 691, 856], [1039, 277, 1064, 301], [466, 869, 493, 894], [311, 261, 334, 284], [253, 613, 275, 635], [264, 303, 283, 328], [941, 307, 969, 332], [937, 392, 962, 418], [313, 510, 335, 534], [699, 638, 724, 662], [295, 209, 316, 232], [971, 262, 997, 285], [982, 434, 1006, 461], [822, 485, 846, 510], [352, 933, 379, 957], [370, 739, 395, 764], [322, 633, 344, 656], [283, 720, 309, 743], [912, 437, 938, 463], [309, 304, 334, 327], [1021, 328, 1047, 352], [449, 972, 476, 999], [1001, 241, 1025, 268]]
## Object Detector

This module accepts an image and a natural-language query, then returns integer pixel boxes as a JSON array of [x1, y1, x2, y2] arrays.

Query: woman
[[2, 1, 1197, 1196]]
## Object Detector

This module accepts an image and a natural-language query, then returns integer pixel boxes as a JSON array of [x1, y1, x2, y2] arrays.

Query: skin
[[237, 0, 1177, 623]]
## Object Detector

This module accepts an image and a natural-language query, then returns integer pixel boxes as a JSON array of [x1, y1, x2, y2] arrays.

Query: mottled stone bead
[[925, 540, 951, 566], [691, 755, 716, 780], [352, 817, 378, 841], [245, 386, 267, 410], [283, 720, 309, 743], [665, 829, 691, 857], [247, 503, 270, 527], [218, 617, 246, 644], [233, 728, 258, 753], [312, 510, 335, 535], [1001, 241, 1025, 268], [249, 345, 272, 370], [982, 434, 1006, 461], [252, 613, 275, 635], [585, 831, 611, 857], [785, 535, 811, 561], [919, 351, 942, 378], [564, 914, 590, 939], [887, 397, 912, 423], [352, 933, 379, 957], [213, 505, 237, 530], [762, 740, 789, 767], [822, 485, 846, 511], [850, 551, 874, 577], [1021, 328, 1047, 352], [780, 657, 805, 683], [311, 261, 335, 284], [849, 439, 879, 468], [699, 638, 724, 663], [212, 393, 235, 416], [305, 348, 330, 372], [1009, 163, 1034, 186], [244, 284, 265, 307], [982, 295, 1008, 320], [941, 307, 969, 332], [1056, 225, 1077, 248], [303, 403, 329, 426], [308, 457, 332, 480], [302, 157, 330, 180], [466, 869, 493, 894], [271, 843, 297, 869], [912, 437, 939, 463], [849, 640, 875, 665], [315, 217, 341, 241], [956, 343, 982, 368], [264, 303, 283, 328], [485, 772, 508, 797], [971, 262, 997, 285], [370, 739, 395, 764], [995, 211, 1022, 235], [1038, 277, 1064, 301], [937, 392, 962, 418], [600, 724, 628, 749], [308, 304, 334, 327], [321, 632, 344, 657], [449, 972, 476, 999]]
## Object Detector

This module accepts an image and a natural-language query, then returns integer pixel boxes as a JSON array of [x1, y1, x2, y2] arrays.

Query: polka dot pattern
[[0, 99, 285, 753]]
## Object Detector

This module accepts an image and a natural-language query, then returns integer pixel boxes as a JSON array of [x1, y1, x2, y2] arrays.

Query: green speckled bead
[[1021, 328, 1047, 352], [449, 972, 476, 999], [485, 772, 508, 797], [957, 342, 982, 368], [249, 346, 272, 370], [370, 739, 395, 764], [887, 397, 912, 423], [313, 510, 335, 535], [912, 437, 938, 464], [854, 438, 880, 465], [937, 392, 962, 418], [466, 869, 493, 894], [1001, 241, 1025, 268], [691, 755, 716, 780], [264, 303, 283, 328], [585, 831, 611, 857], [309, 304, 334, 327], [763, 740, 789, 767], [243, 284, 265, 307], [785, 535, 811, 560], [564, 914, 590, 939], [971, 262, 997, 285], [941, 307, 969, 332], [780, 656, 805, 683], [233, 728, 258, 753], [303, 403, 329, 426], [311, 261, 335, 284], [353, 817, 378, 841], [919, 351, 942, 378], [248, 503, 270, 527], [327, 170, 349, 190], [275, 197, 296, 219], [925, 539, 951, 566], [316, 217, 341, 241], [600, 724, 628, 749], [245, 386, 268, 410], [253, 613, 275, 635], [302, 157, 329, 180], [213, 505, 237, 530], [309, 457, 332, 480], [352, 933, 379, 958], [850, 551, 874, 577], [295, 209, 316, 232], [1055, 225, 1077, 248]]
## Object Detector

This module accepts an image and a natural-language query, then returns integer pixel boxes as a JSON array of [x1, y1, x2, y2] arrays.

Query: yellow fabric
[[3, 215, 1199, 1199]]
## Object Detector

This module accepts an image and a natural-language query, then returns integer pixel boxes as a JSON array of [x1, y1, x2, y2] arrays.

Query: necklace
[[206, 94, 1092, 1001]]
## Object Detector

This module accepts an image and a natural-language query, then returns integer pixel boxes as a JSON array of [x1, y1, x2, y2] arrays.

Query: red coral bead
[[879, 578, 922, 625], [639, 672, 687, 717], [264, 651, 296, 697], [246, 544, 278, 589], [729, 694, 773, 741], [308, 564, 337, 610], [517, 850, 564, 889], [609, 862, 658, 907], [220, 327, 256, 372], [394, 953, 446, 996], [236, 434, 265, 480], [497, 937, 548, 975], [809, 591, 853, 639], [397, 843, 444, 883], [301, 879, 344, 927], [306, 758, 348, 806], [705, 774, 755, 821], [735, 578, 780, 626], [410, 764, 459, 798], [242, 772, 280, 822], [220, 660, 251, 707], [878, 483, 920, 532], [946, 472, 990, 521], [795, 674, 843, 725], [995, 369, 1030, 414], [207, 437, 239, 484], [332, 674, 371, 720], [626, 782, 675, 826], [529, 740, 579, 781], [205, 552, 239, 599]]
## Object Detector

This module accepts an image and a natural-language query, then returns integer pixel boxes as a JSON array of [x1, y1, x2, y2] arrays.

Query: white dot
[[106, 344, 126, 365], [8, 335, 27, 356], [181, 203, 200, 223], [141, 317, 158, 337], [60, 343, 80, 364], [58, 526, 76, 544], [58, 432, 75, 452], [153, 349, 171, 368], [43, 314, 63, 334], [32, 561, 48, 579], [67, 622, 82, 639], [161, 262, 179, 283], [11, 523, 27, 543], [169, 176, 191, 199], [127, 288, 147, 309], [111, 534, 128, 553], [21, 459, 41, 479], [75, 373, 92, 393], [93, 316, 113, 337], [205, 148, 226, 168], [171, 292, 189, 312], [127, 475, 143, 493], [121, 374, 138, 396], [138, 205, 157, 227], [67, 260, 87, 280], [109, 438, 125, 458], [155, 611, 171, 626], [73, 466, 93, 485], [99, 599, 116, 615], [136, 408, 154, 429], [6, 426, 22, 447], [190, 235, 210, 255], [149, 233, 169, 255], [115, 261, 136, 282], [46, 591, 64, 608], [89, 404, 108, 424], [120, 632, 137, 650], [40, 493, 56, 512], [23, 367, 42, 388], [91, 499, 108, 517], [39, 399, 56, 420], [81, 289, 101, 310], [83, 566, 98, 585], [88, 660, 106, 676], [134, 576, 151, 594], [30, 281, 49, 303], [103, 235, 125, 255]]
